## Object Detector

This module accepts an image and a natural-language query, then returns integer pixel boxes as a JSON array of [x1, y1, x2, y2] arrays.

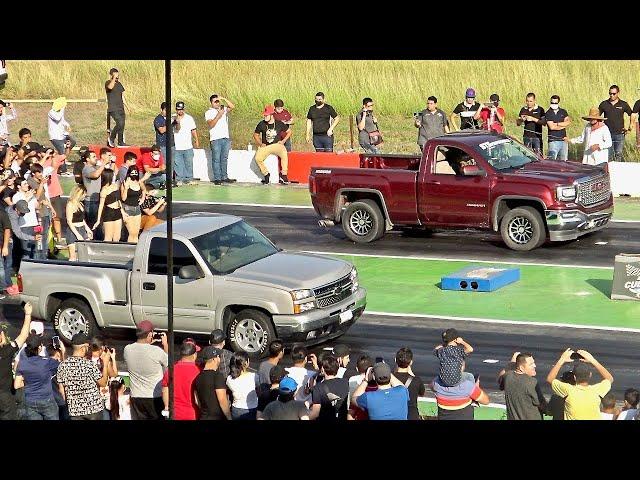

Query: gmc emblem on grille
[[591, 182, 606, 191]]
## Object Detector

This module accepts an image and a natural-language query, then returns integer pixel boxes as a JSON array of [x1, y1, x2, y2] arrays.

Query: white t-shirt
[[616, 409, 638, 420], [337, 367, 346, 379], [12, 192, 38, 227], [173, 113, 197, 151], [286, 366, 316, 404], [205, 107, 229, 141], [600, 412, 615, 420], [48, 108, 70, 141], [226, 372, 259, 409]]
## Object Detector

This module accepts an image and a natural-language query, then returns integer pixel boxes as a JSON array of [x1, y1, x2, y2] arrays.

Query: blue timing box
[[441, 265, 520, 292]]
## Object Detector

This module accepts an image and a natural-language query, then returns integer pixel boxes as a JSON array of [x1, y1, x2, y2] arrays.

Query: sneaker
[[5, 285, 19, 295], [223, 178, 237, 183], [118, 143, 131, 147], [107, 138, 115, 148], [261, 173, 270, 184], [279, 174, 290, 184], [59, 172, 74, 177], [158, 182, 166, 190], [212, 180, 222, 185], [176, 181, 184, 187], [0, 294, 5, 301]]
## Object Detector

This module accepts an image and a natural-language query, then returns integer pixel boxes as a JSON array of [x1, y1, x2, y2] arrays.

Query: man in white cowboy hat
[[569, 107, 612, 166]]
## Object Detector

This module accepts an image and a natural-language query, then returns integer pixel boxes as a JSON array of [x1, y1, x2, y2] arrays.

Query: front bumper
[[545, 206, 613, 241], [274, 287, 367, 345]]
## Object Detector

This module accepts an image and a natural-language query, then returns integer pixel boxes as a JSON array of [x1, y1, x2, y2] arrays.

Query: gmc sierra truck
[[18, 213, 366, 357], [310, 131, 613, 251]]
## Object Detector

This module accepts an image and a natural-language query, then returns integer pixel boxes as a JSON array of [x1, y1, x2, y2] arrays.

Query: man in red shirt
[[139, 144, 167, 189], [480, 93, 506, 133], [273, 99, 294, 152], [162, 339, 202, 420]]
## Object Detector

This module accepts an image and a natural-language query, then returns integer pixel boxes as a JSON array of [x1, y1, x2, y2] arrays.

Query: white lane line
[[303, 250, 614, 270], [612, 220, 640, 224], [174, 200, 313, 209], [365, 311, 640, 334], [417, 396, 506, 409], [483, 359, 500, 364]]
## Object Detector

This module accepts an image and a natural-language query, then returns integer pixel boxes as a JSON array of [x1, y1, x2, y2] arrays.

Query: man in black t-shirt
[[105, 68, 129, 148], [599, 85, 633, 162], [632, 98, 640, 149], [306, 92, 340, 152], [545, 95, 571, 161], [253, 105, 292, 184], [450, 88, 482, 130], [256, 365, 287, 419], [260, 376, 310, 420], [309, 355, 349, 421], [516, 92, 546, 156], [0, 302, 33, 420], [0, 200, 13, 296], [393, 347, 426, 421], [193, 346, 231, 420]]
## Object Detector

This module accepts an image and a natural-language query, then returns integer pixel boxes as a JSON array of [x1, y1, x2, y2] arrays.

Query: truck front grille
[[576, 175, 611, 207], [314, 274, 353, 308]]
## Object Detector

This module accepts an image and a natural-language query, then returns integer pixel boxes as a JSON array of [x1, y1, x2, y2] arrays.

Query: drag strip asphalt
[[172, 202, 640, 269]]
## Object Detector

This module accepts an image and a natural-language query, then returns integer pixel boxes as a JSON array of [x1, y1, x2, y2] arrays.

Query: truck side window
[[147, 238, 198, 276]]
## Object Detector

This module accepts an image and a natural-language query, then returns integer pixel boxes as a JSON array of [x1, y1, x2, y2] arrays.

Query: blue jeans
[[51, 135, 77, 155], [524, 137, 542, 156], [548, 140, 568, 161], [210, 138, 231, 181], [20, 227, 37, 260], [313, 134, 334, 152], [231, 406, 257, 420], [36, 215, 51, 260], [24, 397, 59, 420], [147, 172, 166, 188], [0, 239, 12, 291], [610, 133, 625, 162], [84, 199, 102, 241], [173, 148, 194, 182]]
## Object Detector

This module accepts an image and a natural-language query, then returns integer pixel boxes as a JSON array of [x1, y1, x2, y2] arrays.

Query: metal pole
[[165, 59, 175, 420], [349, 115, 355, 151]]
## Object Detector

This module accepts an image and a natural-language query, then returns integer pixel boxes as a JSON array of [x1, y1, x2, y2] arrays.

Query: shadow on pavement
[[586, 278, 612, 298]]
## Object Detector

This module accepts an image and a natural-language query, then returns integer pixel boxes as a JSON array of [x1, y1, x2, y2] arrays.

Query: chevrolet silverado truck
[[18, 213, 366, 357], [310, 131, 613, 251]]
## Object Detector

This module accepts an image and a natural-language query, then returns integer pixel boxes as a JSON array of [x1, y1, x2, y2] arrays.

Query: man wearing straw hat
[[569, 107, 612, 166], [48, 97, 76, 156]]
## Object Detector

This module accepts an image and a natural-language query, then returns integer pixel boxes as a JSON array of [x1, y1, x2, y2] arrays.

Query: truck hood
[[503, 160, 603, 184], [226, 251, 353, 291]]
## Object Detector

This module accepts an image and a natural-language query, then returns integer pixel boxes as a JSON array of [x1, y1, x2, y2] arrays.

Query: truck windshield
[[476, 138, 538, 171], [192, 220, 278, 274]]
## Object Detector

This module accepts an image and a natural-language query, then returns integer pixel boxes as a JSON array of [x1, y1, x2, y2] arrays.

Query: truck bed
[[76, 241, 137, 266]]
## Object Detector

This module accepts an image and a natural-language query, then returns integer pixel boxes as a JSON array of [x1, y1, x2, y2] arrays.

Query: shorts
[[102, 205, 122, 222], [65, 224, 90, 244], [50, 196, 65, 220], [122, 204, 141, 217]]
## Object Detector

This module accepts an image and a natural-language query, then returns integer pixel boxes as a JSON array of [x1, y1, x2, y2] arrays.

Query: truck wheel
[[500, 207, 546, 251], [342, 199, 385, 243], [227, 309, 275, 359], [53, 298, 99, 345]]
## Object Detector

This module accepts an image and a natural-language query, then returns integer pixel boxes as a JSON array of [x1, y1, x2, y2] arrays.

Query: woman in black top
[[65, 185, 92, 261], [93, 169, 124, 241], [120, 166, 145, 243]]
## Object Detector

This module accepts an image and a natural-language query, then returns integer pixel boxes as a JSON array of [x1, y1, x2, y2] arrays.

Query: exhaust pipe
[[318, 220, 335, 228]]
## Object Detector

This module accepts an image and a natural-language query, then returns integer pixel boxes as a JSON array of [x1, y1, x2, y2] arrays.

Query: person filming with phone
[[123, 320, 168, 420], [546, 348, 614, 420]]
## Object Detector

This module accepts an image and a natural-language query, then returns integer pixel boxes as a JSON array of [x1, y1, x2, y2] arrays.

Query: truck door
[[418, 143, 491, 227], [140, 237, 215, 333]]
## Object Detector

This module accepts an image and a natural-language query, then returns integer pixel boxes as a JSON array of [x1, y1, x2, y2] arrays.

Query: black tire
[[227, 309, 276, 359], [53, 298, 99, 345], [341, 199, 385, 243], [500, 206, 546, 251]]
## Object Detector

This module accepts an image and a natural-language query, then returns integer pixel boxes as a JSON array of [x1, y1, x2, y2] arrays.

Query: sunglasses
[[550, 102, 559, 105], [609, 92, 618, 96]]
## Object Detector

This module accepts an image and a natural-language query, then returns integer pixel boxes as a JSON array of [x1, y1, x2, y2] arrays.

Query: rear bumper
[[545, 206, 613, 241], [273, 287, 366, 345]]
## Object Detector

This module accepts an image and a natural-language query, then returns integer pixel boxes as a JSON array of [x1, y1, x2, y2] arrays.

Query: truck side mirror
[[461, 165, 485, 176], [178, 265, 203, 280]]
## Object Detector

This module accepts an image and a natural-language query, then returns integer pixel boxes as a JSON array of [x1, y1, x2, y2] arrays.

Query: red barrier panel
[[286, 151, 361, 184], [88, 145, 151, 170]]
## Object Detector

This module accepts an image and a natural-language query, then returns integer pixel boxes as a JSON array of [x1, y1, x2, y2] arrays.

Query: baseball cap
[[333, 344, 350, 357], [175, 101, 185, 110], [279, 376, 298, 394], [210, 329, 225, 345], [465, 88, 476, 98], [442, 328, 459, 343], [71, 332, 90, 346], [200, 345, 222, 362], [489, 93, 500, 102], [183, 337, 201, 352], [14, 200, 30, 214], [373, 362, 392, 383], [180, 340, 198, 357], [136, 320, 155, 334], [263, 105, 275, 116]]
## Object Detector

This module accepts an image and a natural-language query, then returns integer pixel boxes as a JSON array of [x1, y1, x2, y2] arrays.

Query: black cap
[[489, 93, 500, 102], [442, 328, 459, 344], [175, 101, 185, 110], [333, 344, 350, 357], [180, 341, 197, 357], [200, 345, 222, 362], [210, 329, 225, 345], [71, 332, 90, 346], [373, 362, 392, 383], [14, 200, 29, 214]]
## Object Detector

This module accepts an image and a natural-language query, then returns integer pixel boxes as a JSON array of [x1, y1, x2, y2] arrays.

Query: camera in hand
[[570, 351, 584, 360], [152, 332, 163, 341]]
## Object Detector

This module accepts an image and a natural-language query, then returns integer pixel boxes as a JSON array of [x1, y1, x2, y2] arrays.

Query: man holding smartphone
[[105, 68, 129, 148], [82, 148, 112, 241]]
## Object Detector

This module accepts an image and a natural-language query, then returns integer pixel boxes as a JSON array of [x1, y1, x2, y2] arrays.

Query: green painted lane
[[418, 400, 508, 420], [335, 255, 640, 329], [612, 197, 640, 221]]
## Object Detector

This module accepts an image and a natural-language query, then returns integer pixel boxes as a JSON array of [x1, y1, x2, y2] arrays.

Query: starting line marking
[[364, 311, 640, 334]]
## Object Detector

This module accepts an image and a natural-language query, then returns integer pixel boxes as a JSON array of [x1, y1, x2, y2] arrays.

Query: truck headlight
[[556, 185, 576, 202], [294, 301, 315, 314], [291, 289, 312, 301], [350, 267, 359, 292]]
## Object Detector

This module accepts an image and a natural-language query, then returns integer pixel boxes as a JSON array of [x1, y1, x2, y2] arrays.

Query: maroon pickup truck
[[309, 131, 613, 251]]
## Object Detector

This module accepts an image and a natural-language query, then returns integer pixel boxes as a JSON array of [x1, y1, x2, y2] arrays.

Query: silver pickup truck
[[18, 212, 367, 357]]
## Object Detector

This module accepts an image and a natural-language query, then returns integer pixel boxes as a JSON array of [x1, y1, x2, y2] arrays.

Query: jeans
[[210, 138, 231, 181], [20, 227, 37, 260], [36, 215, 51, 260], [51, 135, 77, 155], [359, 142, 380, 154], [283, 138, 292, 152], [84, 200, 102, 241], [173, 148, 194, 182], [523, 136, 542, 156], [313, 134, 334, 152], [0, 239, 13, 291], [547, 140, 568, 161], [231, 406, 257, 420], [610, 133, 625, 162], [147, 172, 167, 188], [108, 109, 126, 145], [70, 410, 105, 420], [24, 397, 59, 420], [0, 391, 17, 420]]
